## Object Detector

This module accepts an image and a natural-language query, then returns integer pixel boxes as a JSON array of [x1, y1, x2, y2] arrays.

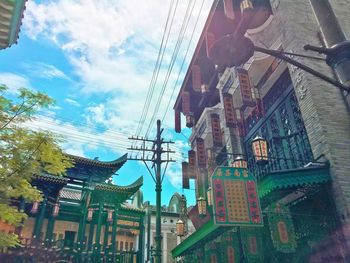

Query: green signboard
[[211, 167, 263, 226]]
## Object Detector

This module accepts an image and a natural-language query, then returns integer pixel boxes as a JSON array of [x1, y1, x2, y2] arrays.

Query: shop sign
[[211, 167, 263, 226]]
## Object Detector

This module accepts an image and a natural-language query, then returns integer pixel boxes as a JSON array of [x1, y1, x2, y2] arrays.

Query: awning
[[258, 164, 330, 198]]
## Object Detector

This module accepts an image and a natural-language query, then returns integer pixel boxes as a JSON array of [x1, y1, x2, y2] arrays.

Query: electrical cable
[[144, 0, 196, 138]]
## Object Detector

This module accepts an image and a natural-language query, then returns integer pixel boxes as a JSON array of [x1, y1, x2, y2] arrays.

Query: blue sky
[[0, 0, 212, 206]]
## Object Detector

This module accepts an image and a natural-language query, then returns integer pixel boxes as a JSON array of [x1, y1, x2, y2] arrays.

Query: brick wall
[[271, 0, 350, 220]]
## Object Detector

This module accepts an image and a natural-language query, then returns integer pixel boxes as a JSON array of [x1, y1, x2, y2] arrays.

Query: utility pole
[[128, 119, 175, 263]]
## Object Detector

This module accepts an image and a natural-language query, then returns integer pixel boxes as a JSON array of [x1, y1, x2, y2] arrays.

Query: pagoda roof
[[91, 176, 143, 205], [67, 153, 128, 169], [34, 173, 68, 184], [65, 153, 128, 183]]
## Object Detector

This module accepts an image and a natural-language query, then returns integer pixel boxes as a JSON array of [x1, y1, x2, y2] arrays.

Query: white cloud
[[0, 72, 33, 92], [64, 98, 80, 107], [23, 62, 70, 80], [22, 0, 213, 187]]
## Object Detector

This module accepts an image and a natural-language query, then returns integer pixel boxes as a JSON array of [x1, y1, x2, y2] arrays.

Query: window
[[120, 241, 124, 251], [125, 242, 129, 251], [130, 242, 134, 251]]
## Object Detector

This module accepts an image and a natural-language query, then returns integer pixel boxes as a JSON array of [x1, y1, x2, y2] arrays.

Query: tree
[[0, 84, 72, 248]]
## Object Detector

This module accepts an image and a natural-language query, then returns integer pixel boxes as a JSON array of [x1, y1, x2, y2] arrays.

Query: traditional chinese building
[[172, 0, 350, 262], [0, 154, 145, 263], [0, 0, 27, 49]]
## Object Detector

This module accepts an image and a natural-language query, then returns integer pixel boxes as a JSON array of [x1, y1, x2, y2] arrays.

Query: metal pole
[[155, 119, 162, 263], [253, 46, 350, 93]]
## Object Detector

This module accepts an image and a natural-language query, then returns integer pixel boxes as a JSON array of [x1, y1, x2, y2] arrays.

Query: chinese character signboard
[[223, 93, 237, 128], [182, 162, 190, 189], [196, 138, 206, 167], [237, 68, 255, 107], [192, 65, 202, 92], [211, 113, 223, 147], [267, 203, 297, 253], [211, 167, 263, 226], [182, 91, 191, 115], [188, 150, 197, 179]]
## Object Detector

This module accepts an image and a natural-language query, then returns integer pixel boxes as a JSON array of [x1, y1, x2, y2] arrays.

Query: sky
[[0, 0, 213, 206]]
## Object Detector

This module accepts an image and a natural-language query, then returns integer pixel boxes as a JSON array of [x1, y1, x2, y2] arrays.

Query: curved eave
[[66, 153, 127, 170], [120, 205, 145, 216], [34, 173, 68, 184], [0, 0, 27, 49], [94, 176, 143, 194]]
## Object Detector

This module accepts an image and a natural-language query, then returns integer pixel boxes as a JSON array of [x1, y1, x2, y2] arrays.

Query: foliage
[[0, 85, 73, 248]]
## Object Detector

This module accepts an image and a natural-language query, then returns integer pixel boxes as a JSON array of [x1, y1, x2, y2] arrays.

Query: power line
[[145, 0, 196, 137], [161, 0, 207, 123], [134, 0, 179, 139]]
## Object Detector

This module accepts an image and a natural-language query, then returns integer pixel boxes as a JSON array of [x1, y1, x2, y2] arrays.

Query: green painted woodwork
[[103, 221, 109, 250], [93, 202, 104, 262], [32, 196, 48, 239], [45, 216, 55, 244], [258, 165, 330, 198], [171, 220, 219, 257], [87, 223, 95, 251], [111, 209, 118, 262]]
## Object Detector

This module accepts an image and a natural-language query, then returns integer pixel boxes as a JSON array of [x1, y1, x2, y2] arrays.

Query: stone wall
[[271, 0, 350, 221]]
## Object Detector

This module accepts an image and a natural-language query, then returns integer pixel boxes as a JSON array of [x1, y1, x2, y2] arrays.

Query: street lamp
[[197, 197, 207, 217], [252, 135, 268, 165], [176, 219, 184, 237], [232, 156, 248, 168]]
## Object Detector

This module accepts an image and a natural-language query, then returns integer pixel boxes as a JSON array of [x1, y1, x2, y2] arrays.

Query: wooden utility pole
[[128, 120, 175, 263]]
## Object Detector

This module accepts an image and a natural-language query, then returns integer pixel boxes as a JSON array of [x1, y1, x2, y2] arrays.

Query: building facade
[[143, 193, 195, 263], [0, 154, 145, 263], [172, 0, 350, 262]]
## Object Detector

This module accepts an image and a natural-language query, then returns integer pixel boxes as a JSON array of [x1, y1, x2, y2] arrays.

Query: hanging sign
[[241, 227, 264, 263], [196, 138, 206, 167], [237, 68, 255, 107], [192, 65, 202, 92], [188, 150, 197, 179], [211, 167, 263, 226], [267, 203, 297, 253], [182, 162, 190, 189], [211, 113, 223, 147], [182, 91, 191, 115], [223, 93, 237, 128], [175, 110, 181, 133]]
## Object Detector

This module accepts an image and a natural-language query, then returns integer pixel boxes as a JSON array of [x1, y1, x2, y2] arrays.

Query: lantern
[[251, 136, 268, 164], [107, 209, 114, 223], [197, 197, 207, 217], [87, 208, 94, 221], [232, 156, 248, 168], [176, 219, 184, 237], [207, 187, 213, 207], [31, 201, 39, 214], [52, 203, 60, 217]]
